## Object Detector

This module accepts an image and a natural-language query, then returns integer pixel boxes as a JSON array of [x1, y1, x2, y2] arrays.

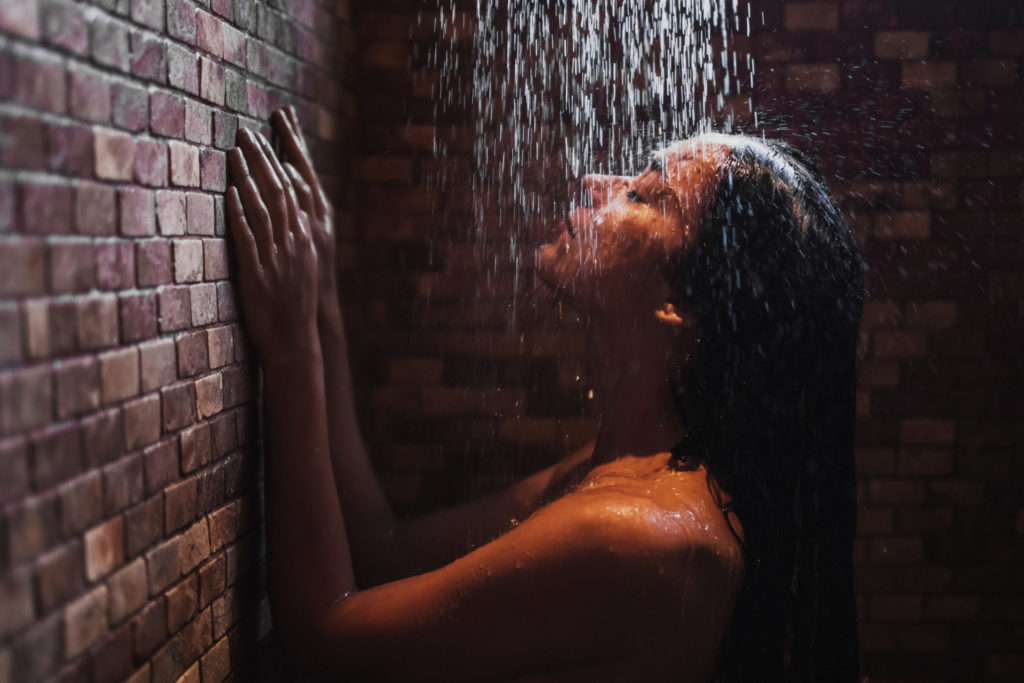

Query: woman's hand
[[226, 126, 319, 366], [270, 106, 340, 323]]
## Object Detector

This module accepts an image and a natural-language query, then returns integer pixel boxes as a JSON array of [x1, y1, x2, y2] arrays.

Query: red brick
[[15, 53, 66, 112], [23, 298, 49, 359], [58, 470, 103, 535], [29, 421, 82, 488], [36, 540, 85, 613], [132, 598, 167, 659], [215, 281, 237, 321], [143, 438, 178, 495], [137, 239, 173, 286], [190, 283, 217, 326], [74, 182, 117, 235], [89, 15, 129, 71], [2, 363, 53, 431], [162, 381, 197, 431], [900, 418, 955, 445], [119, 187, 156, 236], [197, 554, 225, 609], [134, 139, 169, 187], [868, 537, 924, 564], [108, 557, 148, 624], [168, 42, 199, 95], [180, 423, 211, 473], [20, 182, 72, 234], [186, 191, 215, 235], [90, 621, 134, 683], [926, 596, 981, 621], [195, 11, 224, 58], [64, 585, 109, 657], [201, 634, 230, 683], [210, 592, 235, 640], [199, 57, 224, 106], [102, 452, 144, 514], [212, 110, 236, 150], [131, 33, 167, 83], [195, 372, 222, 419], [200, 149, 226, 191], [119, 292, 158, 343], [179, 606, 211, 665], [990, 29, 1024, 56], [124, 494, 162, 557], [1, 567, 35, 640], [158, 284, 192, 332], [176, 330, 208, 377], [139, 338, 177, 392], [0, 238, 46, 295], [55, 356, 100, 418], [875, 31, 930, 60], [77, 294, 119, 350], [179, 517, 210, 574], [94, 128, 135, 181], [901, 61, 957, 89], [167, 0, 196, 44], [0, 302, 21, 364], [0, 0, 39, 37], [85, 516, 125, 581], [0, 437, 30, 504], [222, 23, 245, 68], [146, 535, 182, 595], [112, 81, 149, 132], [151, 91, 185, 138], [208, 412, 236, 458], [184, 98, 212, 145], [96, 242, 136, 290], [51, 125, 95, 179], [49, 240, 95, 292], [123, 393, 161, 450], [7, 491, 61, 564], [0, 116, 47, 170], [156, 190, 187, 236], [201, 239, 228, 281], [868, 595, 923, 621], [165, 477, 197, 533], [42, 1, 86, 54], [169, 141, 200, 187], [873, 211, 930, 239], [69, 67, 110, 124], [173, 239, 204, 283], [874, 331, 927, 358], [869, 479, 925, 505], [166, 574, 199, 633], [80, 408, 122, 467], [130, 0, 164, 31], [206, 326, 233, 368], [961, 59, 1018, 88]]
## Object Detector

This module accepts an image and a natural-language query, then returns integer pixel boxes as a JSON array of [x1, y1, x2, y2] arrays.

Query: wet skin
[[227, 115, 744, 682]]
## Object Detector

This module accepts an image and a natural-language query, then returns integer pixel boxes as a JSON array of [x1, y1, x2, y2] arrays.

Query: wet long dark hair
[[667, 136, 866, 683]]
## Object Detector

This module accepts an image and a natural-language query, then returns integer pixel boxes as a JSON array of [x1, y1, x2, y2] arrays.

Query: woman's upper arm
[[314, 493, 692, 682]]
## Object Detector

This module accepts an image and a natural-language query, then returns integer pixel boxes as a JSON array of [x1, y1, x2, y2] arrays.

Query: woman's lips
[[560, 218, 575, 237]]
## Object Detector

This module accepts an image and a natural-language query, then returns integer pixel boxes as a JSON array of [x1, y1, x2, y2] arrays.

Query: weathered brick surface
[[0, 0, 350, 679]]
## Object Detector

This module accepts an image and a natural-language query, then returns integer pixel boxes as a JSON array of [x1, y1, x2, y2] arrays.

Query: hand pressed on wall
[[226, 126, 319, 364], [271, 106, 339, 322]]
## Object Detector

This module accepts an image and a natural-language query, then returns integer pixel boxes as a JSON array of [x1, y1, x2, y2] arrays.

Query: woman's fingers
[[225, 186, 261, 272], [237, 128, 289, 251], [255, 131, 307, 242], [271, 108, 328, 220], [227, 147, 274, 262], [285, 163, 315, 217]]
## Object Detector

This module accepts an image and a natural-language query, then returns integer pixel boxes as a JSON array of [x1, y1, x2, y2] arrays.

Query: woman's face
[[537, 140, 726, 315]]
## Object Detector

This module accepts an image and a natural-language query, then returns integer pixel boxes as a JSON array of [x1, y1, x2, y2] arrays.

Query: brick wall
[[0, 0, 353, 680], [346, 1, 1024, 681]]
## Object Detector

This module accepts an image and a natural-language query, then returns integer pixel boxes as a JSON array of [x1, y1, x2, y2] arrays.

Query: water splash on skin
[[426, 1, 755, 324]]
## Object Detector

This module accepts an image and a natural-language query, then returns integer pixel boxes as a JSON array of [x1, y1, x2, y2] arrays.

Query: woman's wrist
[[259, 325, 323, 376]]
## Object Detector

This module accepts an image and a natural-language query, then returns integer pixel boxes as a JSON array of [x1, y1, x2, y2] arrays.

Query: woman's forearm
[[317, 306, 404, 582], [262, 338, 356, 650]]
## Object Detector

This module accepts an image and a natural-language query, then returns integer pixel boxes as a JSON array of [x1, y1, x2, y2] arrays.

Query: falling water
[[426, 0, 755, 302]]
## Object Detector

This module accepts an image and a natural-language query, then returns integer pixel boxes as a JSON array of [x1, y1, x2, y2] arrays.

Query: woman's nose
[[582, 174, 630, 207]]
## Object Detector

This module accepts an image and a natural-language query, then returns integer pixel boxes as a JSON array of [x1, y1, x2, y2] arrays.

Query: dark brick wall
[[345, 1, 1024, 681], [0, 0, 353, 680]]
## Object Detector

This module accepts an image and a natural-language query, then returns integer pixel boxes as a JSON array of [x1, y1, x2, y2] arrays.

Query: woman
[[226, 108, 865, 682]]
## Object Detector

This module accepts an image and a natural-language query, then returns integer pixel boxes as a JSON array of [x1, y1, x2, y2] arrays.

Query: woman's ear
[[654, 301, 686, 326]]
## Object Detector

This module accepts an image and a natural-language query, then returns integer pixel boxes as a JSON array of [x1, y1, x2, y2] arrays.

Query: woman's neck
[[586, 313, 689, 466]]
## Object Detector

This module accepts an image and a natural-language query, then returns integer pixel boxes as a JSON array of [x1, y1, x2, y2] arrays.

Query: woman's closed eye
[[627, 190, 647, 204]]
